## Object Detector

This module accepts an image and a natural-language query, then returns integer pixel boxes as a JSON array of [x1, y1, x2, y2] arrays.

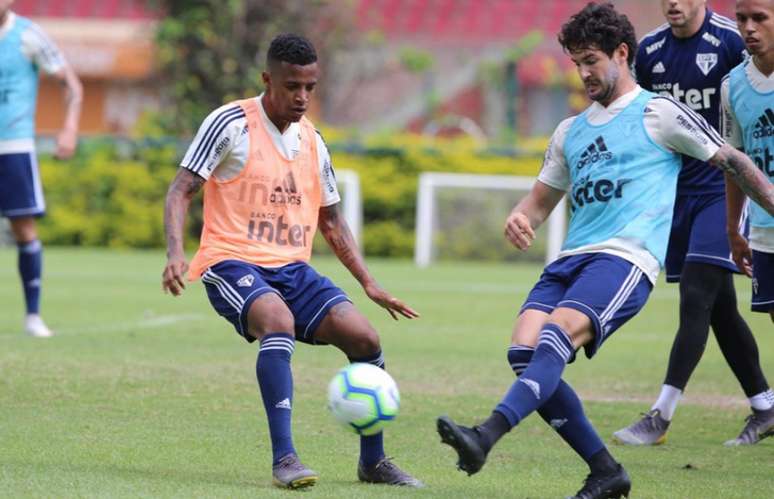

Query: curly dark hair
[[558, 2, 638, 65], [267, 33, 317, 69]]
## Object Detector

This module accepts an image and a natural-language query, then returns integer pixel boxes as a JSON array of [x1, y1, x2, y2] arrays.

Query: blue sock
[[496, 323, 574, 426], [348, 350, 385, 468], [508, 346, 605, 461], [256, 333, 296, 465], [18, 240, 42, 315]]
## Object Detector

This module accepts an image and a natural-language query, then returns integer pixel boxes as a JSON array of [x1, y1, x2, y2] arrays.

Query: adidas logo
[[652, 61, 665, 73], [549, 418, 568, 429], [753, 109, 774, 139], [269, 172, 302, 205], [577, 136, 613, 169], [519, 377, 541, 400], [236, 274, 254, 288], [275, 398, 292, 410]]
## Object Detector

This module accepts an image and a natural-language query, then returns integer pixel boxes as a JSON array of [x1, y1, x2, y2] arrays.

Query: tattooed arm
[[709, 144, 774, 216], [318, 204, 418, 320], [162, 169, 205, 296]]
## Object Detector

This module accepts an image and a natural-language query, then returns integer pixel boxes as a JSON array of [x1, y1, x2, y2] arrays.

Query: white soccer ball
[[327, 363, 400, 436]]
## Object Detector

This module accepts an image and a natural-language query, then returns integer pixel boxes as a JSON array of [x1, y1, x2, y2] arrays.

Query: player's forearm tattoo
[[164, 170, 204, 255], [319, 205, 371, 284], [713, 148, 774, 216]]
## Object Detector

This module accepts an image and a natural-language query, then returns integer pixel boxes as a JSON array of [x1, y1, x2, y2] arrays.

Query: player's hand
[[728, 232, 753, 278], [505, 211, 535, 250], [162, 253, 189, 296], [55, 128, 77, 160], [364, 282, 420, 320]]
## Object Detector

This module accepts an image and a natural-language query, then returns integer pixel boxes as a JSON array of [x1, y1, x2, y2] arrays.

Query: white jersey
[[720, 61, 774, 252], [0, 12, 66, 154], [539, 85, 723, 283], [180, 95, 341, 207]]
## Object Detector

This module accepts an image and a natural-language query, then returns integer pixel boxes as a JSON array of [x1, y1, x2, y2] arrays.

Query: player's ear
[[262, 71, 271, 90], [615, 42, 629, 65]]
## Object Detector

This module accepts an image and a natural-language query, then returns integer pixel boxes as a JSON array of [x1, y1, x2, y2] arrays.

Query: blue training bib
[[562, 90, 682, 267], [728, 61, 774, 229], [0, 16, 40, 141]]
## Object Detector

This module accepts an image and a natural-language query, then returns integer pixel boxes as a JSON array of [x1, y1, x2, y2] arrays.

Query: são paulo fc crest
[[695, 53, 718, 76], [236, 274, 255, 288]]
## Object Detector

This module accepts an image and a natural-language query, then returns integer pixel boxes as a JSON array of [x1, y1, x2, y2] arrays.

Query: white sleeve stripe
[[709, 19, 740, 35], [653, 97, 724, 147], [710, 13, 739, 28], [639, 23, 669, 42], [186, 107, 245, 173], [26, 24, 64, 68]]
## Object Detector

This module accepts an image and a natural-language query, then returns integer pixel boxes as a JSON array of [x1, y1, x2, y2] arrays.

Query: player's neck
[[670, 8, 706, 39], [261, 94, 291, 134], [752, 53, 774, 77], [0, 11, 9, 27], [598, 78, 637, 108]]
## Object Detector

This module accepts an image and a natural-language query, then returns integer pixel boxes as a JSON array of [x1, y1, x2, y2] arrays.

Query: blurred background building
[[16, 0, 739, 139]]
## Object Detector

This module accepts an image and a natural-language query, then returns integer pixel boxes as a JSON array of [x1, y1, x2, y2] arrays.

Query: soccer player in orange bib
[[161, 34, 422, 490]]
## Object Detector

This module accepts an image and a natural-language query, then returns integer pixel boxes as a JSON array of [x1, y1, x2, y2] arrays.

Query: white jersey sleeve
[[180, 104, 246, 180], [315, 132, 341, 207], [719, 76, 744, 149], [21, 22, 66, 75], [537, 117, 575, 192], [644, 96, 724, 162]]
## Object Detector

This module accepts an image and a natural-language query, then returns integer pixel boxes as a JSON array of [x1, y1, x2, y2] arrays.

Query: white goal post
[[335, 169, 363, 249], [414, 172, 567, 267]]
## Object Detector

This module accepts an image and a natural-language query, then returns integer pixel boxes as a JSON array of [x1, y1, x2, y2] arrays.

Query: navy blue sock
[[496, 323, 574, 426], [18, 240, 42, 315], [256, 333, 296, 465], [508, 346, 605, 462], [348, 350, 386, 468]]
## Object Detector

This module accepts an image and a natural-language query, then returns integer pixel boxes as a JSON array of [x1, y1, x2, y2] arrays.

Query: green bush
[[36, 133, 545, 257]]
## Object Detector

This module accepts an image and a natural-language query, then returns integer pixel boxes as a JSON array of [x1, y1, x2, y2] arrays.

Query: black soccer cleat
[[567, 464, 631, 499], [358, 456, 424, 487], [436, 415, 488, 476]]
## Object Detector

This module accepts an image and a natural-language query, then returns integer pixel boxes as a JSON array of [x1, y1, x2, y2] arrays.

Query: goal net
[[414, 173, 567, 266]]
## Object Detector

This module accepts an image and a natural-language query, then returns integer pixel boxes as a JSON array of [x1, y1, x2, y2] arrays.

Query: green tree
[[151, 0, 355, 135]]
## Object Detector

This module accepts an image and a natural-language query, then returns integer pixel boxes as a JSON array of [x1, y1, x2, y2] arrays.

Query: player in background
[[0, 0, 82, 337], [720, 0, 774, 442], [613, 0, 774, 447], [162, 34, 422, 490], [435, 3, 774, 498]]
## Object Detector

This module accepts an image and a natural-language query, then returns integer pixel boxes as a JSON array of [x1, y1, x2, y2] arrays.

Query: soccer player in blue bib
[[614, 0, 774, 448], [720, 0, 774, 439], [0, 1, 82, 337], [436, 3, 774, 498]]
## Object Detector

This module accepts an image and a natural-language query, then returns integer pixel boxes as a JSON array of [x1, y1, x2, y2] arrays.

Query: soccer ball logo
[[327, 363, 400, 436]]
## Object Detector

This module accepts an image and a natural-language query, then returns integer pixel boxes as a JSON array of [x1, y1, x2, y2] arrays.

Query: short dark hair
[[558, 2, 638, 65], [267, 33, 318, 69]]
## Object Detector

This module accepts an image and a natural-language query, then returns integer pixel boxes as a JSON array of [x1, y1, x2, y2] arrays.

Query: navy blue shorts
[[202, 260, 351, 344], [520, 253, 653, 359], [0, 152, 45, 218], [752, 250, 774, 313], [665, 193, 741, 282]]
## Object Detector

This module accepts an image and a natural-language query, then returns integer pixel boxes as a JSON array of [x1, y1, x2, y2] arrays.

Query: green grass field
[[1, 248, 773, 498]]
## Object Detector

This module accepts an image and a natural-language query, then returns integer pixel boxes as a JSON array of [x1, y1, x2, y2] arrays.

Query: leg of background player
[[9, 216, 52, 338], [613, 262, 722, 445], [711, 274, 774, 445]]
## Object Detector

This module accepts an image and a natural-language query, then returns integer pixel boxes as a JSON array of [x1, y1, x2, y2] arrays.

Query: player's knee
[[346, 328, 381, 358], [679, 279, 714, 314], [507, 345, 534, 376], [245, 294, 295, 340], [9, 217, 38, 243]]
